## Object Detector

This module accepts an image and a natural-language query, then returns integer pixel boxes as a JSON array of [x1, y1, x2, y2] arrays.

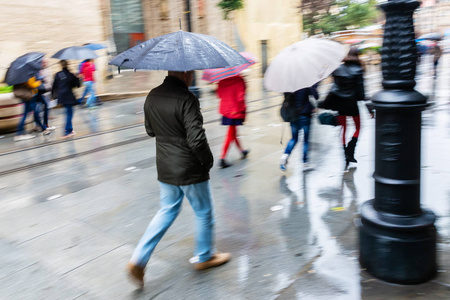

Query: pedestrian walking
[[126, 71, 231, 288], [319, 47, 368, 169], [431, 44, 441, 77], [14, 76, 53, 141], [279, 84, 318, 172], [34, 58, 55, 132], [51, 60, 80, 139], [78, 59, 98, 107], [216, 75, 249, 169]]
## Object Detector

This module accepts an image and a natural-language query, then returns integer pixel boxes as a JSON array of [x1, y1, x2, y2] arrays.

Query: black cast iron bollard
[[359, 0, 437, 284]]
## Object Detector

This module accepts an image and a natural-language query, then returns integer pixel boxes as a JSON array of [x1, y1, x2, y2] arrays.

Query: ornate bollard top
[[380, 0, 420, 90]]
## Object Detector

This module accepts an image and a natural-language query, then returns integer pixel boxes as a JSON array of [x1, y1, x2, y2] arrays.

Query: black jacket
[[329, 62, 365, 116], [144, 76, 213, 186], [51, 68, 80, 106]]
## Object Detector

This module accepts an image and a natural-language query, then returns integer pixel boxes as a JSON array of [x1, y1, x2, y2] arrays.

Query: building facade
[[0, 0, 303, 93]]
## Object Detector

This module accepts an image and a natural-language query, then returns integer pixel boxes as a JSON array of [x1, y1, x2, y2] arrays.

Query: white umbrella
[[264, 39, 345, 93]]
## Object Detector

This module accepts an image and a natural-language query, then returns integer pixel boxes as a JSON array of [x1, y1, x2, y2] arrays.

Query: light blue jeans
[[130, 180, 214, 267], [83, 81, 97, 107]]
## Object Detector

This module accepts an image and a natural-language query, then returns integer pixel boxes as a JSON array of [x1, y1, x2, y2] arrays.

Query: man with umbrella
[[109, 30, 248, 288]]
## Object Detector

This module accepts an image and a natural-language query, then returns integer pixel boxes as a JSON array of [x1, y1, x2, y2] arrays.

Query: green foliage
[[217, 0, 244, 20], [0, 85, 13, 94], [302, 0, 380, 36]]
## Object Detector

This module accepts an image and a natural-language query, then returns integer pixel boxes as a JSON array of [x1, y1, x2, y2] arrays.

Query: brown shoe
[[194, 252, 231, 271], [126, 262, 145, 288]]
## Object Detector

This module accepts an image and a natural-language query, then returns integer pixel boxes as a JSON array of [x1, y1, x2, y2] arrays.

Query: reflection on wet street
[[0, 54, 449, 299]]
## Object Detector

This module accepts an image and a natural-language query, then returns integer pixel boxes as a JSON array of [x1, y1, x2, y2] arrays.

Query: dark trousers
[[35, 94, 49, 127], [64, 105, 74, 135], [16, 98, 46, 135]]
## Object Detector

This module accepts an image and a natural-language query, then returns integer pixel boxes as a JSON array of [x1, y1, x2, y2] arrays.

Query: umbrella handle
[[117, 59, 130, 74]]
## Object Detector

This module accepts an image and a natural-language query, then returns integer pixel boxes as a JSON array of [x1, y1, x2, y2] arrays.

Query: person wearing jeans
[[51, 60, 80, 139], [130, 181, 214, 268], [280, 85, 318, 172], [79, 59, 97, 108], [126, 71, 231, 288], [14, 77, 53, 141], [283, 115, 311, 166]]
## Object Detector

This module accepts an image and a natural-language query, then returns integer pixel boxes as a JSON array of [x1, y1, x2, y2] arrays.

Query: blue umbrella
[[109, 30, 249, 71], [84, 43, 107, 51], [52, 46, 98, 60], [4, 52, 45, 85]]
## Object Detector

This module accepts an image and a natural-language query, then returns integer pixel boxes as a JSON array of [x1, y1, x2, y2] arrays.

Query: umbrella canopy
[[264, 39, 345, 93], [84, 43, 107, 51], [108, 30, 249, 71], [52, 46, 98, 60], [4, 52, 45, 85], [418, 32, 444, 41], [201, 52, 256, 83]]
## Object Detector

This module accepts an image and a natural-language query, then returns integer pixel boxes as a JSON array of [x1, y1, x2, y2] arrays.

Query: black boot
[[219, 159, 232, 169], [345, 137, 358, 163], [241, 149, 250, 159], [343, 145, 349, 170]]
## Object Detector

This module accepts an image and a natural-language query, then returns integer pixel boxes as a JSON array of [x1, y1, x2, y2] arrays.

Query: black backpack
[[280, 93, 300, 122]]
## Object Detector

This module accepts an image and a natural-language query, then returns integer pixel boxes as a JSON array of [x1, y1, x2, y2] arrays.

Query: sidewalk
[[0, 70, 449, 299], [0, 54, 449, 299]]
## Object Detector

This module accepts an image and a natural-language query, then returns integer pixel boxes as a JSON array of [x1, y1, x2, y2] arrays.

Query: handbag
[[318, 112, 338, 126], [13, 83, 33, 101]]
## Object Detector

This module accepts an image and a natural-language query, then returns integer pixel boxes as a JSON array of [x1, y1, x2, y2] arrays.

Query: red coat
[[217, 75, 246, 119]]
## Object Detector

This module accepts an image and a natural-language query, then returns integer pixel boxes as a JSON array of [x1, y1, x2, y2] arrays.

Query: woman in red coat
[[217, 75, 249, 168]]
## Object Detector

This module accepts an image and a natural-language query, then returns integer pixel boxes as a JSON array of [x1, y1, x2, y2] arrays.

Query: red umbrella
[[202, 52, 257, 83]]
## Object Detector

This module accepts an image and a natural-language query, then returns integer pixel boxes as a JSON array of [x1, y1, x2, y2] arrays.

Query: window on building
[[110, 0, 145, 54]]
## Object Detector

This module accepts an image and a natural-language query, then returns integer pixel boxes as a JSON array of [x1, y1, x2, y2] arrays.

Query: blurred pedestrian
[[280, 84, 318, 172], [216, 74, 249, 169], [319, 47, 367, 169], [431, 44, 441, 77], [51, 60, 80, 139], [34, 58, 55, 132], [78, 59, 98, 107], [13, 76, 51, 141], [126, 71, 231, 288]]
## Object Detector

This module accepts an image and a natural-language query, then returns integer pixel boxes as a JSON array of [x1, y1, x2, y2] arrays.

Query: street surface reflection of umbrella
[[51, 46, 98, 60], [108, 30, 248, 71], [83, 43, 107, 51], [264, 39, 345, 93], [201, 52, 256, 83], [418, 32, 444, 41], [4, 52, 45, 85]]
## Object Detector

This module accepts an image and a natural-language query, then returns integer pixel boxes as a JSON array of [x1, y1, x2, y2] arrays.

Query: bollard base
[[359, 200, 437, 284]]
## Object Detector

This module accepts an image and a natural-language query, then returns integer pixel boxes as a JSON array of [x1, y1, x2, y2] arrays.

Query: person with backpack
[[280, 84, 318, 172], [51, 60, 80, 139]]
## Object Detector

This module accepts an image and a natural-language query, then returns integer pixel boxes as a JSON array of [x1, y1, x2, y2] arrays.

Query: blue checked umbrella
[[109, 30, 248, 71]]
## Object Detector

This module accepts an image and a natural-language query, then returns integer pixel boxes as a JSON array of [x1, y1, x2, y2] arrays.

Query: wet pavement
[[0, 54, 449, 299]]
